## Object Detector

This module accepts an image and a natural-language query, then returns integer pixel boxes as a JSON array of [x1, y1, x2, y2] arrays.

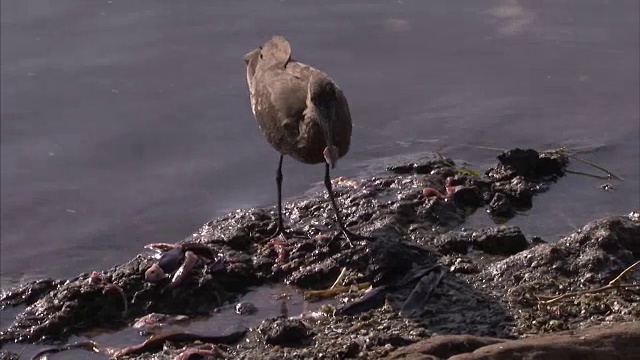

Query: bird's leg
[[268, 155, 285, 240], [323, 163, 367, 247]]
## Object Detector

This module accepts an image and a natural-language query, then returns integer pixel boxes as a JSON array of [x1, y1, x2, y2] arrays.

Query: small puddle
[[1, 283, 338, 359]]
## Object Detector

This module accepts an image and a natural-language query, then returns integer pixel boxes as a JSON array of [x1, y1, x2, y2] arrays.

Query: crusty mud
[[1, 148, 637, 360]]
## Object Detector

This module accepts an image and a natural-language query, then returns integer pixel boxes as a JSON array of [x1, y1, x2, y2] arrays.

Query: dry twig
[[537, 261, 640, 305]]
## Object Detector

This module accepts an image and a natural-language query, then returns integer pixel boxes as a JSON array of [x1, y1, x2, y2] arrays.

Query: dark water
[[1, 0, 639, 288]]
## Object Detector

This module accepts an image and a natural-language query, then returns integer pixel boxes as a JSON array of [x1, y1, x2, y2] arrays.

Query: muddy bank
[[1, 148, 638, 359]]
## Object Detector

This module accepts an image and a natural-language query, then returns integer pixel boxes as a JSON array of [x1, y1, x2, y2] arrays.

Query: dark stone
[[434, 232, 472, 255], [261, 318, 312, 347], [0, 279, 61, 309], [472, 226, 528, 256], [537, 152, 568, 178], [489, 148, 567, 181], [491, 177, 533, 208], [235, 302, 258, 315], [487, 192, 516, 219], [497, 148, 541, 178], [450, 261, 480, 274], [433, 226, 527, 256], [386, 158, 455, 175], [452, 186, 483, 207]]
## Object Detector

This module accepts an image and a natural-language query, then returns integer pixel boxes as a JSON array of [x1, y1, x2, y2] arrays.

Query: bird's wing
[[253, 60, 329, 153], [260, 70, 307, 122], [258, 58, 327, 122], [285, 60, 328, 85]]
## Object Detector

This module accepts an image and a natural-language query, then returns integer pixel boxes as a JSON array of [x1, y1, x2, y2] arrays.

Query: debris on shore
[[1, 148, 637, 359]]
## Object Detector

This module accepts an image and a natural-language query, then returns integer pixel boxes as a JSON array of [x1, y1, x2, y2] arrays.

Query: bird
[[243, 35, 363, 245]]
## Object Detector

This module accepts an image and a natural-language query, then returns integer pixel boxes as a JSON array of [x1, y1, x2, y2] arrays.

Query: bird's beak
[[317, 106, 337, 169], [323, 144, 337, 169]]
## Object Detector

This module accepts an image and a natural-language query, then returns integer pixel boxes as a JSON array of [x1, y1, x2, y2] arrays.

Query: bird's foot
[[256, 225, 284, 245], [331, 228, 372, 248], [258, 226, 309, 246], [268, 225, 285, 241]]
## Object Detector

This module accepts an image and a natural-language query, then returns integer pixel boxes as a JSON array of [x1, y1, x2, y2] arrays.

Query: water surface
[[1, 0, 638, 286]]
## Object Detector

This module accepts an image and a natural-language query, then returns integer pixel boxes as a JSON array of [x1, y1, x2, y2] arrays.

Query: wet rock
[[472, 226, 528, 255], [491, 176, 534, 208], [0, 256, 230, 343], [485, 149, 568, 211], [235, 302, 258, 315], [432, 231, 471, 255], [449, 259, 480, 274], [487, 192, 516, 219], [260, 317, 312, 347], [0, 148, 585, 359], [433, 226, 527, 256], [451, 186, 483, 207], [499, 149, 541, 177], [0, 279, 61, 309], [488, 148, 567, 181], [132, 313, 190, 333], [386, 322, 640, 360], [475, 214, 640, 333], [7, 213, 634, 360], [386, 158, 455, 175]]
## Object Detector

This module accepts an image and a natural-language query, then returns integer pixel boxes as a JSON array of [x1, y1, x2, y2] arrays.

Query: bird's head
[[309, 75, 339, 168], [243, 47, 261, 87]]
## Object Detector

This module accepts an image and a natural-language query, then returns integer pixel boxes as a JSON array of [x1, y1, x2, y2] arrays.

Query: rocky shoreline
[[1, 148, 638, 360]]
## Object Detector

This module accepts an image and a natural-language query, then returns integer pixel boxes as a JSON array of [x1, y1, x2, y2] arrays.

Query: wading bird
[[243, 35, 363, 245]]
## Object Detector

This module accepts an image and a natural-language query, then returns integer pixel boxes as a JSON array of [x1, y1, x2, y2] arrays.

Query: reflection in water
[[488, 0, 535, 36]]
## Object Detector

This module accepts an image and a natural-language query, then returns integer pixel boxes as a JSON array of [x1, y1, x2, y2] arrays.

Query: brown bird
[[243, 35, 363, 244]]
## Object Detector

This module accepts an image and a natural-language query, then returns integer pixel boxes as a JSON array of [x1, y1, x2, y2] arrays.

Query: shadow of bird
[[243, 35, 365, 246]]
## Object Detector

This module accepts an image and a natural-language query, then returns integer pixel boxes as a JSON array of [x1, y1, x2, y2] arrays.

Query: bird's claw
[[257, 226, 285, 245], [267, 226, 284, 241], [330, 228, 371, 248], [260, 224, 310, 245]]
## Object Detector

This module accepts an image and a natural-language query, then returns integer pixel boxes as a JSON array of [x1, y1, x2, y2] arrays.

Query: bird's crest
[[260, 35, 292, 68]]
